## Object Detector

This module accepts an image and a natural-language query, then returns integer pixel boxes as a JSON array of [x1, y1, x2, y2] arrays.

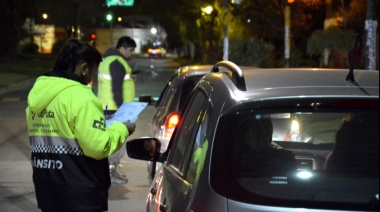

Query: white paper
[[105, 102, 148, 126]]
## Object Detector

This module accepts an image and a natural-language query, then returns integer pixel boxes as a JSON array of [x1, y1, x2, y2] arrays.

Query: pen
[[104, 105, 108, 116]]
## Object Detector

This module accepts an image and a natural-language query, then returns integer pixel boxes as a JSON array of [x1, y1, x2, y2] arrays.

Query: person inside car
[[234, 117, 296, 177], [325, 113, 379, 176]]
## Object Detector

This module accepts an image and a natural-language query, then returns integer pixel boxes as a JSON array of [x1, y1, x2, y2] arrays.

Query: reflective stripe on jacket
[[97, 55, 135, 110]]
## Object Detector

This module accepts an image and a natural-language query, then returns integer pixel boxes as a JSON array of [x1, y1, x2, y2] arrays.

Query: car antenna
[[345, 32, 360, 82]]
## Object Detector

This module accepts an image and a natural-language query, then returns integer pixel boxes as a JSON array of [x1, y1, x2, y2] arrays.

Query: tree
[[230, 0, 326, 48], [229, 39, 275, 67], [0, 0, 33, 59], [33, 0, 106, 38], [307, 27, 355, 67]]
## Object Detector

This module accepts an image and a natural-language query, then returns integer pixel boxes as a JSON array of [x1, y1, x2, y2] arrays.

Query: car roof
[[244, 68, 378, 98], [177, 65, 214, 77], [204, 62, 379, 101]]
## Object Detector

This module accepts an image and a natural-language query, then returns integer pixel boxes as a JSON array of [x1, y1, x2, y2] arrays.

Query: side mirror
[[139, 95, 157, 106], [126, 138, 161, 161]]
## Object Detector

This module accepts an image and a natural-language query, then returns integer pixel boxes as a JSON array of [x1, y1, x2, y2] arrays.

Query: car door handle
[[160, 198, 167, 212]]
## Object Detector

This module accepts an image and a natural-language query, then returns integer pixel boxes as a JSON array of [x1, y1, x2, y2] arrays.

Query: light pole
[[200, 5, 214, 64], [151, 27, 158, 43], [223, 0, 229, 61], [366, 0, 377, 70], [40, 13, 48, 53], [106, 13, 113, 45], [284, 0, 294, 68]]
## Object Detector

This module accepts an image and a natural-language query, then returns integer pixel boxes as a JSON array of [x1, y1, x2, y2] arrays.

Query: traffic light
[[106, 13, 113, 22]]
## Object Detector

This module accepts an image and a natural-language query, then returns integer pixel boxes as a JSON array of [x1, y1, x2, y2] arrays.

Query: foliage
[[307, 26, 356, 68], [33, 0, 106, 37], [1, 0, 375, 66], [0, 0, 33, 59], [307, 30, 326, 57], [290, 49, 305, 68], [229, 39, 275, 67], [307, 26, 356, 57], [229, 0, 327, 47], [345, 0, 368, 30]]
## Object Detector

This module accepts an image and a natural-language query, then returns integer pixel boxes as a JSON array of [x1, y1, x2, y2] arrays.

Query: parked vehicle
[[128, 61, 379, 212], [147, 65, 212, 180]]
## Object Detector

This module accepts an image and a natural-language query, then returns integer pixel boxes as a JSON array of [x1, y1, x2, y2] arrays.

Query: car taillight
[[164, 113, 179, 139]]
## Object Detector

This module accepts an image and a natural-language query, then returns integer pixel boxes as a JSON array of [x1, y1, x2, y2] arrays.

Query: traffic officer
[[97, 36, 137, 184]]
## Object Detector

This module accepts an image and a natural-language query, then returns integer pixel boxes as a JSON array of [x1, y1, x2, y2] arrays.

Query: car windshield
[[211, 99, 379, 210]]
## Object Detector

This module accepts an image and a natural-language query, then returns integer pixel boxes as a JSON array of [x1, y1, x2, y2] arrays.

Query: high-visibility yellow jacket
[[97, 48, 135, 111], [26, 70, 129, 211]]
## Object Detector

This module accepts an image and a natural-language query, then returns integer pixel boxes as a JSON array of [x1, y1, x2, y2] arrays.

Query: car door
[[148, 89, 209, 212]]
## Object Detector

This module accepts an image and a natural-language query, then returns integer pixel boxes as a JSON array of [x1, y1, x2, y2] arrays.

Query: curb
[[0, 78, 36, 96]]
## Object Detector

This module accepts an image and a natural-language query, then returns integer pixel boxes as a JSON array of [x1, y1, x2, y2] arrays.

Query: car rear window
[[211, 99, 379, 210]]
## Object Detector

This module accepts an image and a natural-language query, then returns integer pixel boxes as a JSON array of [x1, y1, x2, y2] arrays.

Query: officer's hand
[[131, 74, 137, 82], [123, 121, 136, 135]]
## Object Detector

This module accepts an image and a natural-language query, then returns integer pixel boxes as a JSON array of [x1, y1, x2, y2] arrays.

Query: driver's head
[[235, 117, 273, 150]]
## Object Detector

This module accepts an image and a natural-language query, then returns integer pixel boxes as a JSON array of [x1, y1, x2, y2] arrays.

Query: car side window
[[185, 106, 210, 184], [156, 74, 176, 107], [167, 90, 208, 175]]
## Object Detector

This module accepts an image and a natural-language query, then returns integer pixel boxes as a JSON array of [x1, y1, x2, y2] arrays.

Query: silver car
[[147, 65, 213, 180], [128, 61, 379, 211]]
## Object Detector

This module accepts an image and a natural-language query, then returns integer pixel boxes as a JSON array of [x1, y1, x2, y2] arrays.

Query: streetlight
[[201, 6, 213, 15], [42, 13, 48, 21], [150, 27, 158, 44], [150, 27, 157, 35]]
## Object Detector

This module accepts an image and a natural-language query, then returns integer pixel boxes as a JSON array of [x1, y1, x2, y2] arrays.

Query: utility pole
[[223, 0, 229, 61], [284, 0, 294, 68], [365, 0, 377, 70]]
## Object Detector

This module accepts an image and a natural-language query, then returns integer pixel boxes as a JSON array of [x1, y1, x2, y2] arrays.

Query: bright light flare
[[297, 171, 313, 179]]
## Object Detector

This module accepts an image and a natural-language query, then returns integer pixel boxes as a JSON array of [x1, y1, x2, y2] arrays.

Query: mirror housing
[[139, 95, 157, 106], [126, 137, 162, 162]]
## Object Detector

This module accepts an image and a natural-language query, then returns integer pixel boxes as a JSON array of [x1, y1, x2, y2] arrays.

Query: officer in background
[[97, 36, 137, 184]]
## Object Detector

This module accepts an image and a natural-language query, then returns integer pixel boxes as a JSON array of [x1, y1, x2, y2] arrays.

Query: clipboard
[[106, 102, 148, 126]]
